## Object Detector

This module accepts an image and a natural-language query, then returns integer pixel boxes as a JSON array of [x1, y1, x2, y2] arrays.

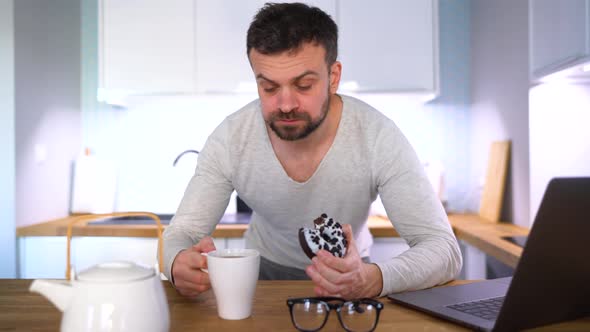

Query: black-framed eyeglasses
[[286, 297, 384, 332]]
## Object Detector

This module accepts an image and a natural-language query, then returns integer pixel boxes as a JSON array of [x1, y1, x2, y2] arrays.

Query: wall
[[0, 0, 16, 277], [84, 0, 473, 215], [529, 82, 590, 221], [426, 0, 471, 210], [14, 0, 83, 226], [470, 0, 530, 227]]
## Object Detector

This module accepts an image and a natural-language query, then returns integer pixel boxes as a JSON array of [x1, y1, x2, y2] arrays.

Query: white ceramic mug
[[203, 248, 260, 320]]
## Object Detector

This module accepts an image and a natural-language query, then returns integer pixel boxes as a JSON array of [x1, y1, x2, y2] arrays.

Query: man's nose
[[278, 87, 298, 113]]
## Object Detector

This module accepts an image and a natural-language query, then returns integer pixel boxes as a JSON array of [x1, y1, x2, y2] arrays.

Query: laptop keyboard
[[446, 296, 505, 321]]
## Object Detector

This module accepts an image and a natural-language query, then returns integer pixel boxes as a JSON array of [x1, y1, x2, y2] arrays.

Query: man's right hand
[[171, 236, 216, 297]]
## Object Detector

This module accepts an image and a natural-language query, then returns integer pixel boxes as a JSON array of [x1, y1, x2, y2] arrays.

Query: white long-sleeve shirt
[[163, 94, 462, 296]]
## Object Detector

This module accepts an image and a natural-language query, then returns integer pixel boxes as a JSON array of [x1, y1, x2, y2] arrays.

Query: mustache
[[270, 111, 309, 121]]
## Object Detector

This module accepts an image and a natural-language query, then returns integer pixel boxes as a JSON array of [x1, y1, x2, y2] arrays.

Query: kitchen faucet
[[172, 148, 252, 213], [173, 149, 199, 167]]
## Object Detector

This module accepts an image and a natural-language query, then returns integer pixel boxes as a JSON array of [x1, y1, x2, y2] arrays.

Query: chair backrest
[[479, 140, 511, 222]]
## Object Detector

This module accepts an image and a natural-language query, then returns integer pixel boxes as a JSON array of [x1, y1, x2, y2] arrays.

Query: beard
[[267, 93, 331, 141]]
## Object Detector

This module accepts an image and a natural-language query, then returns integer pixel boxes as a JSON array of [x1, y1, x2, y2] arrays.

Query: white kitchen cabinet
[[100, 0, 195, 94], [99, 0, 437, 95], [195, 0, 436, 95], [19, 237, 69, 279], [529, 0, 590, 79], [18, 236, 226, 279], [194, 0, 337, 93], [194, 0, 261, 93], [338, 0, 439, 94], [19, 236, 161, 279]]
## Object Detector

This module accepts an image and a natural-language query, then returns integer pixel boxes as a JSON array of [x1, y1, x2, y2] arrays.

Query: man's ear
[[329, 61, 342, 94]]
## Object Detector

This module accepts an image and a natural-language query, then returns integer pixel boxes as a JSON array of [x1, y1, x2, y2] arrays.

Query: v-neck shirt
[[163, 95, 462, 296], [263, 101, 342, 186]]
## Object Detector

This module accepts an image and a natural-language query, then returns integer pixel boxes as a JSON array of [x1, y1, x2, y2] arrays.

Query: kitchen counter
[[16, 214, 400, 238], [2, 279, 588, 331], [448, 213, 528, 268], [17, 213, 528, 268]]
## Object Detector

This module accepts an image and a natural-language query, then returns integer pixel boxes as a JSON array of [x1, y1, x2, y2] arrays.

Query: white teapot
[[30, 261, 170, 332]]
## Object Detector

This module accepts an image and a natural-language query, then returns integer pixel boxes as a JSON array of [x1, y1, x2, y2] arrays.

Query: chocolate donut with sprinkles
[[299, 213, 348, 259]]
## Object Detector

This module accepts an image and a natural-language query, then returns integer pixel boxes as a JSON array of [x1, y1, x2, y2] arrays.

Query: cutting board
[[479, 140, 511, 223]]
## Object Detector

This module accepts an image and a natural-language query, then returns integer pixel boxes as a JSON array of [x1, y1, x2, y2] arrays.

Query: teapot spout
[[29, 279, 72, 312]]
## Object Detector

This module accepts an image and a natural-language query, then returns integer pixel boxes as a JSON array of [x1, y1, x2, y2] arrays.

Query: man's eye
[[297, 85, 312, 91], [263, 87, 277, 93]]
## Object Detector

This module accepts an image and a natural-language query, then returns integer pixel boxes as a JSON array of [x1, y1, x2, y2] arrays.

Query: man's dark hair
[[247, 2, 338, 66]]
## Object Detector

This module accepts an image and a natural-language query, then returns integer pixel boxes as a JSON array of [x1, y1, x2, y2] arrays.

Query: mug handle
[[66, 212, 165, 280]]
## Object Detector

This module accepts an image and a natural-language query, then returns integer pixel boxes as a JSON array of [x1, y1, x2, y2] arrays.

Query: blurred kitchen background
[[2, 0, 590, 278]]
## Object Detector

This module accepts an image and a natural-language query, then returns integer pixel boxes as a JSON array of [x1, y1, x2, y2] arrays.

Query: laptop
[[387, 177, 590, 331]]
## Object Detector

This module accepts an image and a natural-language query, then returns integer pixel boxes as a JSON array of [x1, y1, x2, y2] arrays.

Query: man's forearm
[[375, 237, 462, 295]]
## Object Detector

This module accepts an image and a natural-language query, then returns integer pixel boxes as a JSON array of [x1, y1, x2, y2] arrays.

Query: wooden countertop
[[448, 213, 529, 268], [16, 215, 250, 238], [17, 213, 528, 268], [3, 279, 588, 331], [16, 215, 399, 238]]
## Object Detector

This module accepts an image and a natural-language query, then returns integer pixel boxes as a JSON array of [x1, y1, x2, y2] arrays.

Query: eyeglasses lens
[[292, 301, 328, 331], [340, 302, 378, 332]]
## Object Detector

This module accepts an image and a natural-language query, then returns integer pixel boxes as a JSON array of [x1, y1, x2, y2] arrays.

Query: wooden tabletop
[[2, 279, 588, 331]]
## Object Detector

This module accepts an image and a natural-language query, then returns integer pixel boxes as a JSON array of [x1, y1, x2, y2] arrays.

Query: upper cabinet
[[99, 0, 438, 97], [338, 0, 438, 94], [529, 0, 590, 80], [194, 0, 336, 93], [193, 0, 263, 94], [100, 0, 195, 94]]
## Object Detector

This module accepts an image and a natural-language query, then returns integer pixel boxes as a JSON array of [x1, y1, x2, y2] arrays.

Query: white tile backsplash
[[86, 92, 470, 215], [88, 94, 258, 214]]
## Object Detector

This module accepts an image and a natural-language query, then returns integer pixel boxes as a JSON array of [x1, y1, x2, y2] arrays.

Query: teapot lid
[[77, 261, 155, 282]]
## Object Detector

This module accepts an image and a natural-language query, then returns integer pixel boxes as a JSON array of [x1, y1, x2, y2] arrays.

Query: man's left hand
[[305, 224, 383, 299]]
